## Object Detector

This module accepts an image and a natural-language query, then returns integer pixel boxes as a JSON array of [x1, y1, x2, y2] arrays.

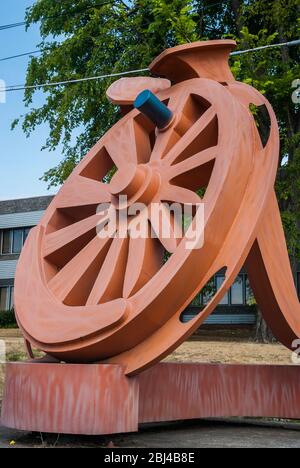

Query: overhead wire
[[0, 39, 299, 93]]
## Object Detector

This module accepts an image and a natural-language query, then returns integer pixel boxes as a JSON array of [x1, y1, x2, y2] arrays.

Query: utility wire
[[0, 50, 42, 62], [1, 68, 149, 92], [0, 21, 26, 31], [0, 39, 299, 93], [231, 39, 300, 56]]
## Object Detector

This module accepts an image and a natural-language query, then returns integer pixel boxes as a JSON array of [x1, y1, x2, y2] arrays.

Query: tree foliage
[[16, 0, 300, 262]]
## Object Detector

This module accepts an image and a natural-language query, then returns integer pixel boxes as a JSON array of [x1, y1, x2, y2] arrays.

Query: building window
[[0, 287, 8, 310], [12, 229, 23, 254], [231, 275, 244, 305], [216, 273, 252, 307], [0, 227, 32, 255], [216, 275, 229, 305], [202, 278, 216, 305], [2, 230, 11, 254], [189, 273, 254, 309], [0, 286, 14, 311]]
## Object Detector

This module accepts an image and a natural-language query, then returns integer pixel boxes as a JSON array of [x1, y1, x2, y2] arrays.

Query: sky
[[0, 0, 62, 200]]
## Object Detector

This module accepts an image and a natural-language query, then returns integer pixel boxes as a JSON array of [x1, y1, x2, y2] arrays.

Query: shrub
[[0, 309, 18, 328]]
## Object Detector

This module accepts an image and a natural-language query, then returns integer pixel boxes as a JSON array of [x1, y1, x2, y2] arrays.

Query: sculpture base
[[1, 363, 139, 435], [1, 362, 300, 435]]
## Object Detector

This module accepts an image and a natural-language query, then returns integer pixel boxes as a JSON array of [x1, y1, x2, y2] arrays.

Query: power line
[[1, 68, 149, 92], [0, 21, 26, 31], [0, 39, 299, 93], [231, 39, 300, 56], [0, 50, 42, 62]]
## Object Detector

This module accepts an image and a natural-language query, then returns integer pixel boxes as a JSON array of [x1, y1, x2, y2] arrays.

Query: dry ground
[[0, 328, 296, 399], [164, 340, 293, 365]]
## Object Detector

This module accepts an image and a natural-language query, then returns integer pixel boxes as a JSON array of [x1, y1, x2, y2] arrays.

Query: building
[[0, 195, 277, 326], [0, 196, 54, 311]]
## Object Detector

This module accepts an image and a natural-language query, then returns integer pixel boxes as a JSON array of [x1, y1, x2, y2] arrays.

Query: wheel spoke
[[123, 224, 164, 298], [132, 115, 154, 164], [44, 211, 110, 259], [163, 106, 217, 166], [160, 183, 202, 205], [86, 236, 129, 305], [105, 118, 149, 168], [48, 236, 112, 303], [149, 202, 182, 253], [165, 147, 217, 181], [57, 176, 111, 208]]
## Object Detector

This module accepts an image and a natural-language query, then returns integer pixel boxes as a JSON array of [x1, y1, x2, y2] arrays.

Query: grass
[[6, 351, 25, 362]]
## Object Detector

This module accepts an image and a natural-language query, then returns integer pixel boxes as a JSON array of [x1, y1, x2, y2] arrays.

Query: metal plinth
[[1, 363, 139, 435], [1, 362, 300, 435], [139, 363, 300, 422]]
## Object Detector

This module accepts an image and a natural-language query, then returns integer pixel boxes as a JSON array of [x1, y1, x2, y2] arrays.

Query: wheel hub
[[110, 163, 161, 208]]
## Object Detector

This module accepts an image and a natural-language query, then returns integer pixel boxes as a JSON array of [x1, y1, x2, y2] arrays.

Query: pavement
[[0, 420, 300, 448]]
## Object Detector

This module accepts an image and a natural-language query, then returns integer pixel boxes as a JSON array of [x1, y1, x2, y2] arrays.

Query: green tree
[[16, 0, 199, 186]]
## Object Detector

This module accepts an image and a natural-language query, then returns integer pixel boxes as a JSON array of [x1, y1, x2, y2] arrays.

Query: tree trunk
[[231, 0, 243, 37], [255, 308, 276, 343]]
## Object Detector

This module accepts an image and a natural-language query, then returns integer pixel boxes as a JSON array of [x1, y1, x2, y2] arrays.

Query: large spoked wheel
[[15, 78, 257, 373]]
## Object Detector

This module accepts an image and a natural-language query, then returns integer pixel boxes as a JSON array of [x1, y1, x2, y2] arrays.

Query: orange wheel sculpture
[[15, 40, 300, 375]]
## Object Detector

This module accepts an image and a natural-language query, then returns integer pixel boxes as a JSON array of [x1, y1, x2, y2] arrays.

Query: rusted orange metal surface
[[1, 363, 139, 435], [139, 363, 300, 423], [4, 40, 300, 384], [11, 40, 300, 376], [2, 362, 300, 435]]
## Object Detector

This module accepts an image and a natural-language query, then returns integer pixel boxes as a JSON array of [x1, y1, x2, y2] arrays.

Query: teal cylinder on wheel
[[134, 89, 173, 130]]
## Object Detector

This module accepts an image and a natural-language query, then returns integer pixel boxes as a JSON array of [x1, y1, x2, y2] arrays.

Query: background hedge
[[0, 310, 18, 328]]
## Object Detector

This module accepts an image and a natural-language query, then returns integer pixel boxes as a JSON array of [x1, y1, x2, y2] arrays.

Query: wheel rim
[[15, 78, 259, 370]]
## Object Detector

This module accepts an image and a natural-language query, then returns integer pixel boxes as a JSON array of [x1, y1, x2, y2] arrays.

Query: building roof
[[0, 196, 54, 215]]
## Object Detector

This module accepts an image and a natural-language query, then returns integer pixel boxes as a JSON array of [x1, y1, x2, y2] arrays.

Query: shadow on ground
[[1, 420, 300, 449]]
